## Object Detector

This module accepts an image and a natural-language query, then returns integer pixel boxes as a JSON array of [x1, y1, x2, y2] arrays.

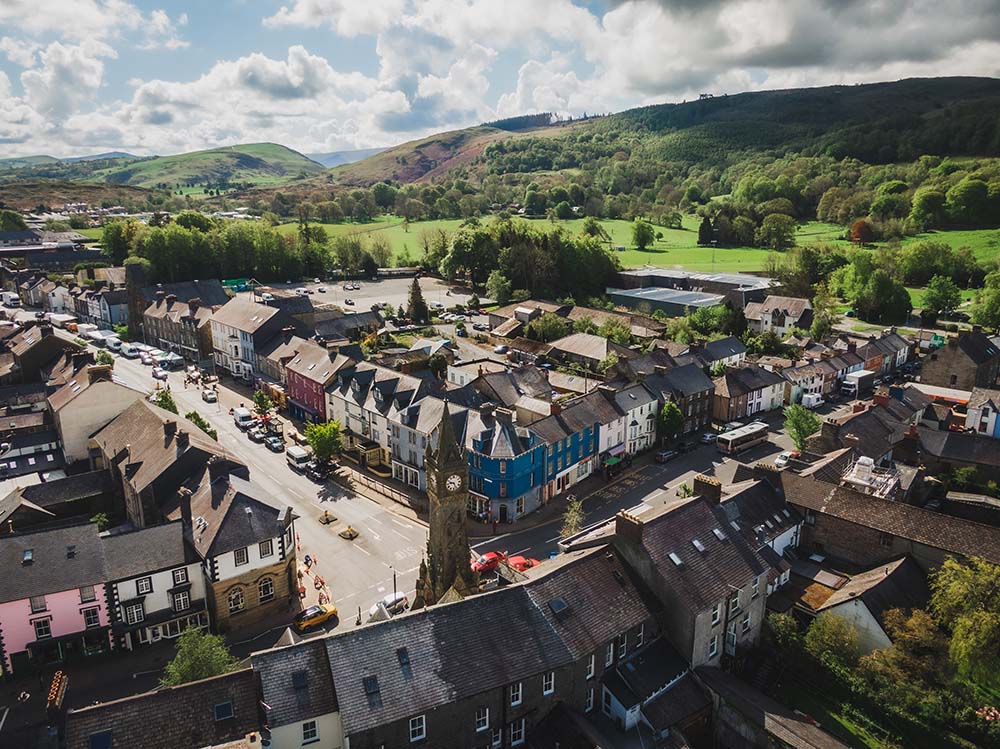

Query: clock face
[[446, 474, 462, 492]]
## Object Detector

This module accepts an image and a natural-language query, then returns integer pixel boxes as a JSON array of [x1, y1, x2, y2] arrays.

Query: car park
[[655, 449, 678, 463], [264, 434, 285, 452], [201, 389, 218, 403], [293, 604, 338, 632]]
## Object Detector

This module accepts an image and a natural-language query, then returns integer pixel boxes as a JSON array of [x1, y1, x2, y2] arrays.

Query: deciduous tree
[[304, 421, 343, 464], [632, 219, 655, 251], [161, 628, 239, 687], [784, 403, 820, 452]]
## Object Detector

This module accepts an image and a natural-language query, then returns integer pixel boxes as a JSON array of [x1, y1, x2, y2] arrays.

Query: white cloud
[[20, 40, 117, 120], [138, 9, 190, 50], [0, 0, 143, 41], [0, 37, 42, 67], [264, 0, 406, 36]]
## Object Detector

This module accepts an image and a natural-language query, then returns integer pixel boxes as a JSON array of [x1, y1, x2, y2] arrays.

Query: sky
[[1, 0, 1000, 159]]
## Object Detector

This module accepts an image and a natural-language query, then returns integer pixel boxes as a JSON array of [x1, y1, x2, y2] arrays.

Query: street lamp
[[387, 563, 397, 599]]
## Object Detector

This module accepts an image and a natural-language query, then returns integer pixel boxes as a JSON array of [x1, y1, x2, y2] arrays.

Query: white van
[[286, 445, 311, 471], [233, 407, 255, 430], [802, 393, 824, 409], [105, 337, 123, 352], [120, 343, 139, 359]]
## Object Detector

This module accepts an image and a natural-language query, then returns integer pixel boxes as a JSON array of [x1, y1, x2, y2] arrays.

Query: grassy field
[[905, 286, 977, 309], [275, 215, 848, 272], [88, 143, 324, 191], [900, 227, 1000, 263]]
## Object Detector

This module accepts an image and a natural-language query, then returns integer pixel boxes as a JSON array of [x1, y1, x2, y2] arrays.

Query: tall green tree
[[930, 556, 1000, 686], [657, 401, 684, 444], [632, 220, 655, 251], [485, 270, 512, 306], [152, 390, 179, 414], [252, 390, 273, 416], [805, 612, 861, 667], [756, 213, 796, 250], [560, 495, 585, 539], [161, 628, 239, 687], [0, 209, 28, 231], [809, 283, 839, 340], [697, 216, 714, 246], [526, 312, 569, 342], [784, 403, 821, 452], [304, 421, 343, 464], [406, 277, 430, 323], [922, 275, 962, 317]]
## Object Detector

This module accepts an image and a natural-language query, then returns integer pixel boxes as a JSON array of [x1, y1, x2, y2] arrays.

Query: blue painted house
[[462, 405, 546, 523], [530, 390, 622, 502]]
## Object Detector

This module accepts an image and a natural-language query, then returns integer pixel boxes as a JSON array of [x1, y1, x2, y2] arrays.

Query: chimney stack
[[39, 324, 53, 338], [176, 430, 190, 449], [693, 474, 722, 504], [973, 324, 983, 334], [178, 487, 193, 530], [87, 364, 112, 384], [155, 289, 166, 302], [615, 510, 644, 545], [188, 297, 201, 314], [164, 419, 177, 437], [496, 407, 515, 425], [207, 454, 228, 481], [72, 351, 95, 371], [165, 294, 177, 305], [842, 434, 860, 449], [282, 326, 295, 344]]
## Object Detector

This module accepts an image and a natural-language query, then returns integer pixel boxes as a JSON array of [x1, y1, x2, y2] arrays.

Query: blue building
[[462, 405, 546, 523]]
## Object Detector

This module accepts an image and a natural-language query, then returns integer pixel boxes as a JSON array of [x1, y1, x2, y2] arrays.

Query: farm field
[[900, 227, 1000, 263]]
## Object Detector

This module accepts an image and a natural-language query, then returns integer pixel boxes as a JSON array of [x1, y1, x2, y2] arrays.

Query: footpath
[[336, 451, 659, 541]]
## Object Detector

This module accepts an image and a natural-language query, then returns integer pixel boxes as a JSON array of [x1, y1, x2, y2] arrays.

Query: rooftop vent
[[692, 538, 706, 553], [668, 552, 684, 567]]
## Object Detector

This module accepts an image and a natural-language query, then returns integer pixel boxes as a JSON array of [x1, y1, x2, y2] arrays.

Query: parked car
[[201, 389, 218, 403], [369, 592, 409, 619], [264, 434, 285, 452], [493, 344, 508, 354], [151, 367, 169, 381], [293, 604, 338, 632], [472, 551, 505, 573], [34, 311, 46, 320], [344, 299, 354, 305], [775, 451, 794, 467], [306, 461, 331, 482], [700, 432, 718, 444], [724, 421, 743, 432], [139, 353, 154, 366], [507, 556, 541, 572], [473, 323, 488, 331], [259, 292, 274, 302], [248, 426, 266, 443], [655, 449, 678, 463], [456, 328, 467, 337], [295, 288, 308, 296], [318, 286, 327, 293]]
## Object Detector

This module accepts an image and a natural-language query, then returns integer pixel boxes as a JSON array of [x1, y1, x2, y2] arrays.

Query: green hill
[[0, 155, 61, 169], [92, 143, 325, 191]]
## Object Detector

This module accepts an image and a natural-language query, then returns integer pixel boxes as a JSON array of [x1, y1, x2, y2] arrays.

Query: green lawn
[[900, 228, 1000, 264], [78, 227, 103, 240], [277, 214, 846, 272], [905, 286, 977, 309], [771, 680, 890, 749]]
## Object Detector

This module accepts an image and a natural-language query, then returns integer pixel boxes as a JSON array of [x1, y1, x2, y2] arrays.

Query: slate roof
[[744, 295, 811, 321], [523, 547, 650, 658], [642, 672, 712, 732], [92, 400, 235, 493], [325, 585, 574, 736], [549, 333, 634, 362], [779, 470, 1000, 564], [252, 639, 338, 729], [817, 556, 928, 625], [64, 669, 259, 749], [18, 470, 114, 509], [645, 363, 714, 398], [0, 520, 189, 602], [143, 296, 215, 328], [717, 478, 799, 548], [211, 297, 281, 333], [260, 293, 314, 316], [170, 470, 291, 558], [615, 383, 657, 418], [713, 365, 786, 399], [475, 366, 551, 406], [618, 497, 775, 612], [969, 386, 1000, 411], [530, 389, 622, 443], [696, 667, 850, 749], [141, 280, 231, 307], [286, 340, 344, 386], [915, 426, 1000, 468], [702, 336, 747, 363], [956, 331, 1000, 364]]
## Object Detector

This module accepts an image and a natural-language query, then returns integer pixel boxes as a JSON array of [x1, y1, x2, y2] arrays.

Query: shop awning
[[605, 456, 622, 466], [608, 444, 626, 457]]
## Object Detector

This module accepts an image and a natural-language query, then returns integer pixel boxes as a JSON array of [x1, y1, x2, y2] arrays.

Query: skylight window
[[730, 520, 740, 531], [668, 552, 684, 567], [692, 538, 706, 552], [712, 528, 727, 542]]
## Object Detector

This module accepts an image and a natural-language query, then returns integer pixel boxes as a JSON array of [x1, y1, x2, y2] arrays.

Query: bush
[[805, 613, 861, 667]]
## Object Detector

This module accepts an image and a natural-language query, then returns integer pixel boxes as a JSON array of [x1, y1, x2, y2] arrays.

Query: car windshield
[[296, 606, 322, 620]]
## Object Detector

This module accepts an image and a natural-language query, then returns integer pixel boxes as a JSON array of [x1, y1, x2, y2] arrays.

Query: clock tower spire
[[414, 400, 477, 608]]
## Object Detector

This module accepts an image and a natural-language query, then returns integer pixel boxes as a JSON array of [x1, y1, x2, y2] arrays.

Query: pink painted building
[[0, 525, 112, 675]]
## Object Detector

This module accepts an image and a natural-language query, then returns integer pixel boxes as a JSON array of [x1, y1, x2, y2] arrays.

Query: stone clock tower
[[414, 400, 478, 608]]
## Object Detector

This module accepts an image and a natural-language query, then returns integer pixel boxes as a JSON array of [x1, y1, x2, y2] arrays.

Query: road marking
[[366, 529, 381, 540], [390, 518, 414, 529], [353, 545, 371, 556], [545, 534, 562, 543], [369, 516, 384, 526], [377, 586, 386, 593], [390, 528, 410, 540]]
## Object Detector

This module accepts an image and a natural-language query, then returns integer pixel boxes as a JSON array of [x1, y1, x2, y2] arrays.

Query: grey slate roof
[[100, 521, 193, 580], [702, 336, 747, 363], [252, 639, 338, 728], [646, 363, 714, 398], [141, 280, 230, 307], [817, 556, 928, 625], [324, 585, 574, 736]]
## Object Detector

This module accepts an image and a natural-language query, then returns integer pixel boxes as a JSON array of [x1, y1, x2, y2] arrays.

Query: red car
[[507, 556, 541, 572], [472, 551, 505, 573]]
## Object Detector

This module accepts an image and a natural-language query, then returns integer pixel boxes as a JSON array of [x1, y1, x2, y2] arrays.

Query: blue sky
[[1, 0, 999, 158]]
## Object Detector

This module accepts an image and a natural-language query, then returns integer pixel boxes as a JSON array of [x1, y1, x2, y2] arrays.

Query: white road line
[[366, 529, 381, 540], [389, 517, 414, 529], [545, 534, 561, 543], [353, 545, 372, 556], [390, 529, 410, 540]]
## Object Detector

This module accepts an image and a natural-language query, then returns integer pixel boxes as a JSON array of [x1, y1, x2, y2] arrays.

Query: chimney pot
[[693, 474, 722, 504], [155, 290, 165, 301]]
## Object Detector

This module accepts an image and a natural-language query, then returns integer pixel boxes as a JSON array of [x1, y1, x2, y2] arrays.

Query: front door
[[499, 504, 508, 523]]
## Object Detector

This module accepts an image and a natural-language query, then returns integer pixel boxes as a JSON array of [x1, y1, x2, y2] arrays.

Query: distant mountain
[[306, 147, 388, 168], [0, 155, 61, 168], [64, 151, 140, 163]]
